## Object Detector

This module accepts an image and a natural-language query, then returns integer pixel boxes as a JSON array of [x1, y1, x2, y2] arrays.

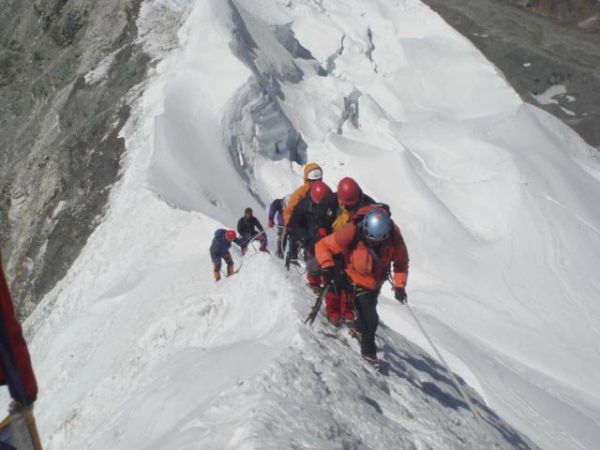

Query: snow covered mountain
[[18, 0, 600, 449]]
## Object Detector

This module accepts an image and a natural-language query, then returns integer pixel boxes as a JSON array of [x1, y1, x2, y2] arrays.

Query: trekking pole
[[25, 408, 43, 450], [405, 303, 484, 427]]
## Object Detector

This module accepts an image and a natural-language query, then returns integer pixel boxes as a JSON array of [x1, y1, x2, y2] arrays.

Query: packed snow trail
[[17, 0, 600, 449]]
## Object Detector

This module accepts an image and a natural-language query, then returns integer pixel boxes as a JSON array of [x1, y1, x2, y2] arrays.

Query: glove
[[318, 227, 328, 238], [9, 400, 32, 414], [395, 287, 407, 304], [268, 219, 274, 228], [321, 266, 335, 285]]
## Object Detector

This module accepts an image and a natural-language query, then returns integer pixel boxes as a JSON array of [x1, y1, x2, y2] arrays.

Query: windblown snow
[[20, 0, 600, 449]]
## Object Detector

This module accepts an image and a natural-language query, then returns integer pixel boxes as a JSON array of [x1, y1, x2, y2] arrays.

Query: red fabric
[[0, 250, 38, 405], [325, 289, 353, 321], [309, 181, 331, 204], [337, 177, 361, 205], [306, 273, 321, 289]]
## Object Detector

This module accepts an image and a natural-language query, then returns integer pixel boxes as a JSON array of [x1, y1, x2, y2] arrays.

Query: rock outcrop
[[0, 0, 150, 317]]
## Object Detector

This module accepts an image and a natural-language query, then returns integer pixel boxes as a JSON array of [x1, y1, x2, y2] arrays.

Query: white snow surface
[[22, 0, 600, 449], [531, 84, 568, 105]]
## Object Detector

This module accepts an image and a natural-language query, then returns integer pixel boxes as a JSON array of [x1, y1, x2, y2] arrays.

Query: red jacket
[[316, 205, 409, 290], [0, 250, 38, 405]]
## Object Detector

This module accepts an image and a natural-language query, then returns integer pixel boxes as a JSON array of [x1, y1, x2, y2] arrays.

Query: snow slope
[[20, 0, 600, 449]]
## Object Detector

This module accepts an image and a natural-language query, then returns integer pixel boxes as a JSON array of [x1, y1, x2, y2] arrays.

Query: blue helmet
[[361, 209, 392, 242]]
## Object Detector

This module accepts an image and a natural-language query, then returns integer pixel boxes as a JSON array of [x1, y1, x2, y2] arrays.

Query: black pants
[[353, 289, 380, 356]]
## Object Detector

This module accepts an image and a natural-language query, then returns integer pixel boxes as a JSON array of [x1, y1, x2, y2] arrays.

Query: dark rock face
[[0, 0, 150, 317], [422, 0, 600, 149], [525, 0, 600, 23]]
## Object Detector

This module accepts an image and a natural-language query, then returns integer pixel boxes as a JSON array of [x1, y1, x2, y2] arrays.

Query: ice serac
[[222, 0, 313, 201], [20, 0, 600, 449]]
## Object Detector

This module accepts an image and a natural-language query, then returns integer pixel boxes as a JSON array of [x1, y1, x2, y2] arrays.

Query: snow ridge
[[19, 0, 600, 449]]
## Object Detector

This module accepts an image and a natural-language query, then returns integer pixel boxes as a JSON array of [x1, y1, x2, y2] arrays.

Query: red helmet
[[337, 177, 361, 205], [309, 181, 332, 204], [226, 230, 237, 241]]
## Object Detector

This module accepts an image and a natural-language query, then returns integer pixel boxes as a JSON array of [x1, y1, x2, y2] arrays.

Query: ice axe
[[305, 279, 334, 326]]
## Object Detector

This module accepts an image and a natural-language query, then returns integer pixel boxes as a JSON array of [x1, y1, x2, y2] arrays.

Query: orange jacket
[[315, 212, 409, 291], [283, 162, 322, 225]]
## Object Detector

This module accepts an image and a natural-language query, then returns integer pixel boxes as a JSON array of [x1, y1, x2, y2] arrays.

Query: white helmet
[[306, 167, 323, 181]]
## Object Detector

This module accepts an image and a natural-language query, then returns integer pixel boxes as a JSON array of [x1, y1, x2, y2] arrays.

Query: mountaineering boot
[[348, 327, 362, 343], [213, 271, 221, 282], [227, 266, 236, 277], [361, 353, 380, 370]]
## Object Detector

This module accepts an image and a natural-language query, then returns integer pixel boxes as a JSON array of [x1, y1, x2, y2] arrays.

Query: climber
[[268, 195, 289, 258], [317, 177, 376, 323], [0, 248, 41, 449], [237, 207, 268, 255], [316, 206, 409, 367], [283, 162, 323, 262], [210, 229, 240, 281], [287, 181, 332, 293]]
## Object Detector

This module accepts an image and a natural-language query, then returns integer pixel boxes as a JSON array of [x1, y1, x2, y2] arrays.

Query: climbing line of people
[[209, 162, 409, 367], [210, 207, 270, 281]]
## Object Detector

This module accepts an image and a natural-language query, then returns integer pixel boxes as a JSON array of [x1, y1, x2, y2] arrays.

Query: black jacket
[[287, 196, 326, 249], [237, 216, 264, 237]]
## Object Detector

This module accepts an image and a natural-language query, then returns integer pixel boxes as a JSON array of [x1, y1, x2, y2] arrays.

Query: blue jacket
[[210, 229, 239, 260]]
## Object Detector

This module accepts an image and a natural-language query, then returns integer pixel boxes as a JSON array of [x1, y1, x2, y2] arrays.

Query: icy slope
[[256, 1, 600, 449], [17, 1, 532, 449], [20, 0, 534, 444], [20, 0, 600, 449]]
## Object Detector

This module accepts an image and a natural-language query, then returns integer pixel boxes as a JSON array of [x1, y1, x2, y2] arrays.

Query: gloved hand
[[318, 227, 328, 238], [395, 287, 407, 304], [9, 400, 31, 414], [268, 219, 274, 228], [321, 266, 335, 285]]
